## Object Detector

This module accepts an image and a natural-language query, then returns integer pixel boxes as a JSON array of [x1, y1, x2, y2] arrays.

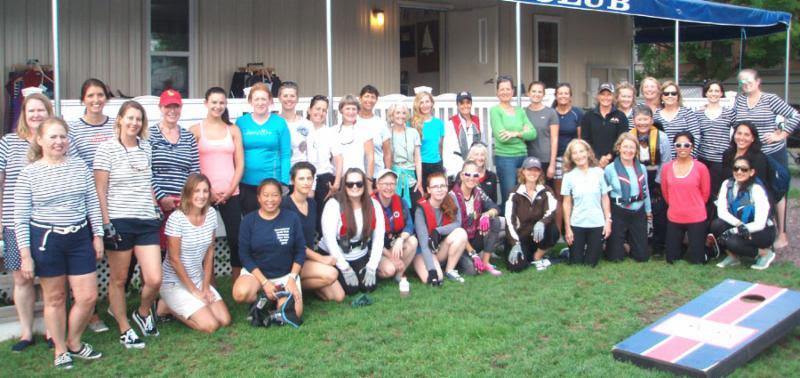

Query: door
[[445, 7, 498, 96]]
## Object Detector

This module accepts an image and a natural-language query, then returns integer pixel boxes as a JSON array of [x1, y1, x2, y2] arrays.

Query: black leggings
[[569, 226, 603, 267], [519, 223, 560, 260], [314, 173, 335, 235], [216, 194, 242, 268], [239, 183, 260, 216], [606, 204, 649, 262], [709, 218, 775, 258], [666, 220, 707, 264]]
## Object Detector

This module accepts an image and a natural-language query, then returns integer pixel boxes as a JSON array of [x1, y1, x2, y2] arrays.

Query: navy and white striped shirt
[[13, 157, 103, 248], [695, 107, 735, 163], [162, 208, 218, 286], [67, 116, 115, 165], [148, 124, 200, 200], [93, 138, 159, 220], [0, 134, 30, 228], [654, 106, 702, 158], [733, 93, 800, 155]]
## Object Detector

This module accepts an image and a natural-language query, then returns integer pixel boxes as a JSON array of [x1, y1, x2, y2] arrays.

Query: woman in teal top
[[490, 76, 537, 204], [236, 83, 291, 215], [412, 91, 445, 188]]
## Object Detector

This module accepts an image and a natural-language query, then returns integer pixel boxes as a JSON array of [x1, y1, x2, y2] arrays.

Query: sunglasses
[[733, 166, 751, 173], [345, 181, 364, 189], [462, 172, 480, 178], [674, 142, 692, 149], [662, 91, 679, 97]]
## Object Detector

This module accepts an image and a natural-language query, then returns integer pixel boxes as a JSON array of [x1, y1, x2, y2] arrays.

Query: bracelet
[[260, 279, 269, 287], [288, 273, 298, 280]]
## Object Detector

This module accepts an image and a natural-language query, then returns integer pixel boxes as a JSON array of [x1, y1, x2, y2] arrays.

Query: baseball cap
[[375, 169, 398, 181], [456, 91, 472, 103], [597, 82, 614, 94], [521, 157, 542, 170], [159, 89, 183, 106]]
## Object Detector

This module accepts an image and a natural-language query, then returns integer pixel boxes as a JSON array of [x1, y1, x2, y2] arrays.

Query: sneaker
[[751, 250, 776, 270], [532, 259, 551, 271], [88, 318, 109, 333], [559, 247, 570, 260], [716, 255, 740, 268], [69, 342, 102, 360], [11, 338, 34, 352], [119, 328, 145, 349], [54, 352, 73, 370], [132, 309, 159, 337], [705, 234, 721, 260], [399, 278, 410, 296], [485, 264, 503, 276], [445, 270, 465, 283]]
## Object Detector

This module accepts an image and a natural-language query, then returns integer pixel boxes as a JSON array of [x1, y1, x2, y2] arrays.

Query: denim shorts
[[30, 223, 96, 277]]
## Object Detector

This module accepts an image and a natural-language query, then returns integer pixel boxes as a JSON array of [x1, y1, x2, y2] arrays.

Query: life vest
[[451, 114, 481, 136], [338, 208, 377, 240], [417, 198, 453, 234], [629, 126, 660, 166], [372, 193, 405, 235], [613, 158, 646, 205], [450, 184, 484, 238], [727, 180, 758, 224], [451, 114, 482, 158]]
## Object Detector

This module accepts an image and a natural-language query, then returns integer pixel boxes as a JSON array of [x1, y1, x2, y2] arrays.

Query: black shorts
[[107, 218, 161, 251], [335, 253, 376, 295]]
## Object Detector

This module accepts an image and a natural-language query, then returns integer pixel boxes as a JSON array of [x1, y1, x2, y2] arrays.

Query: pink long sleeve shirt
[[660, 160, 711, 224]]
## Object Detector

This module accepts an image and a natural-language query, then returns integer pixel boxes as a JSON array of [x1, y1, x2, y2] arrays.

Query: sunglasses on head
[[674, 142, 692, 149], [662, 91, 679, 97], [462, 172, 480, 178], [345, 181, 364, 189], [733, 165, 751, 173]]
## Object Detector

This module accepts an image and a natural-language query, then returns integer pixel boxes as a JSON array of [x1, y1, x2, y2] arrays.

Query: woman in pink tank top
[[190, 87, 245, 282]]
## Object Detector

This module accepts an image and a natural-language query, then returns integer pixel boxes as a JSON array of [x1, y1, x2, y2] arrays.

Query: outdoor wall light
[[371, 9, 385, 28]]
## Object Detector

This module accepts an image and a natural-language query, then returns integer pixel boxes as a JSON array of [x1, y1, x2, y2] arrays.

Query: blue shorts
[[107, 218, 160, 251], [3, 227, 21, 271], [30, 224, 96, 277]]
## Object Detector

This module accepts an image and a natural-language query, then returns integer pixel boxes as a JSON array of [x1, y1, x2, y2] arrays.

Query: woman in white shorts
[[158, 174, 230, 333]]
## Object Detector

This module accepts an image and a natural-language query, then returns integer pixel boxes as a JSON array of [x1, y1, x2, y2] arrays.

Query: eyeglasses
[[429, 184, 447, 190], [662, 91, 679, 97], [345, 181, 364, 189], [674, 142, 692, 149], [462, 172, 480, 178], [733, 166, 751, 173]]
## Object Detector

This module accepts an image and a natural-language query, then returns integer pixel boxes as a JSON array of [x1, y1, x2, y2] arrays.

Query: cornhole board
[[612, 279, 800, 377]]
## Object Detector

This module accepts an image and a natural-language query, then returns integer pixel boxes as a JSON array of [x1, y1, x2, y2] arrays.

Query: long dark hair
[[335, 168, 374, 240], [425, 172, 457, 222], [722, 121, 762, 164], [731, 156, 757, 191], [204, 87, 231, 125]]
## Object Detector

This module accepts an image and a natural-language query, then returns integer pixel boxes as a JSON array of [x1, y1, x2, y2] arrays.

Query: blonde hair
[[247, 82, 271, 102], [386, 102, 409, 126], [639, 77, 661, 98], [613, 133, 640, 158], [28, 117, 68, 162], [660, 80, 683, 107], [338, 94, 361, 112], [114, 101, 149, 139], [466, 143, 489, 166], [562, 139, 597, 172], [16, 93, 54, 139], [411, 92, 434, 137], [615, 81, 636, 104], [178, 173, 212, 215]]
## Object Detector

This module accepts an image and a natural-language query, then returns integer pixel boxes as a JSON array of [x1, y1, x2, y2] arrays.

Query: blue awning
[[507, 0, 791, 43]]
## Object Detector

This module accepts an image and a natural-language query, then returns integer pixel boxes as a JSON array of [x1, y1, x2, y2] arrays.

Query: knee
[[12, 272, 34, 287], [380, 263, 396, 278], [232, 283, 253, 304], [74, 290, 98, 308], [198, 318, 220, 334], [142, 272, 162, 290], [322, 266, 339, 285], [331, 289, 346, 303], [450, 228, 468, 243], [44, 290, 66, 309], [407, 236, 419, 250]]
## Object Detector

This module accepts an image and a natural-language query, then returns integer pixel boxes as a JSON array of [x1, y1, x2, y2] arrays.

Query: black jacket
[[581, 107, 629, 158]]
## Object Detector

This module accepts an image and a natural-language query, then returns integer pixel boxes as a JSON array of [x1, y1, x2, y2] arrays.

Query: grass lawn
[[3, 256, 800, 377]]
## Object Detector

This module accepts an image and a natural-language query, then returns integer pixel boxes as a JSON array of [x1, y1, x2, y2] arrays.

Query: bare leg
[[774, 197, 788, 248], [413, 255, 442, 282], [39, 276, 68, 356], [65, 272, 98, 351], [438, 228, 468, 273], [107, 250, 134, 332], [300, 261, 337, 290], [377, 255, 397, 279], [12, 271, 35, 341], [133, 245, 162, 318], [232, 274, 260, 304], [315, 280, 345, 303]]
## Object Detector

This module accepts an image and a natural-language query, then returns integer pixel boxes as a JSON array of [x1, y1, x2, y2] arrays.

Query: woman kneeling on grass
[[711, 156, 776, 270], [414, 172, 468, 285], [158, 174, 231, 333], [319, 168, 385, 296], [232, 179, 305, 325], [505, 157, 560, 272]]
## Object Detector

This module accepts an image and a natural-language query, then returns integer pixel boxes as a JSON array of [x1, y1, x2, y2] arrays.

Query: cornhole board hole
[[612, 279, 800, 377]]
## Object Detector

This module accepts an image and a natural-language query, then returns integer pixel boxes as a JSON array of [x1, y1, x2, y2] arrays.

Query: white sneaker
[[119, 328, 145, 349], [399, 278, 410, 296]]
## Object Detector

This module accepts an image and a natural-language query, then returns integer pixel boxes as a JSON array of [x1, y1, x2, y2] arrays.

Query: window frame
[[533, 15, 562, 88], [144, 0, 197, 97]]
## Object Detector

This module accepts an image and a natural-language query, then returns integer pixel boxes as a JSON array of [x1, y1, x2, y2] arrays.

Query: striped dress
[[13, 157, 104, 248], [93, 138, 159, 220], [67, 116, 115, 165], [654, 106, 701, 158], [733, 93, 800, 155], [695, 107, 735, 163], [148, 124, 200, 200], [0, 134, 30, 229]]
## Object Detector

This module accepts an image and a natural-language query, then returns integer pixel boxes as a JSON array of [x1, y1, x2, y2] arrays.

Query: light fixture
[[370, 9, 385, 28]]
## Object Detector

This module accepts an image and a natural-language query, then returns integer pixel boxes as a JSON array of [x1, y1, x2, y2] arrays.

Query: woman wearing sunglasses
[[733, 68, 799, 249], [711, 156, 776, 270], [335, 96, 376, 193], [660, 132, 711, 264], [318, 168, 385, 295], [654, 81, 701, 159], [450, 161, 503, 276], [414, 172, 468, 285], [94, 101, 162, 348]]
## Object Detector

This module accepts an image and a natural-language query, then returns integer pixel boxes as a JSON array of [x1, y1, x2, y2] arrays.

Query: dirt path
[[777, 198, 800, 266]]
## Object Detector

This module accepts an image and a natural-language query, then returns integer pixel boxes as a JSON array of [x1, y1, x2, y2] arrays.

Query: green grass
[[3, 258, 800, 377]]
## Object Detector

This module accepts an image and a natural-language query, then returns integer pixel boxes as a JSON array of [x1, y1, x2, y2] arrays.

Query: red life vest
[[450, 114, 481, 136], [338, 208, 377, 239], [417, 198, 453, 234], [372, 193, 405, 234]]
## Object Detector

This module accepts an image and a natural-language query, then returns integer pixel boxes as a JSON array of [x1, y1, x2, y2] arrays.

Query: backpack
[[765, 154, 790, 198]]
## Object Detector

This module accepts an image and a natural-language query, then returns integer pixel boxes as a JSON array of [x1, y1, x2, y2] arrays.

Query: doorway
[[400, 7, 444, 95]]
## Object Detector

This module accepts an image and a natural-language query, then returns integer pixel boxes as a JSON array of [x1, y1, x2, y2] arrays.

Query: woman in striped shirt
[[696, 80, 735, 206], [68, 79, 115, 166], [150, 90, 200, 250], [94, 101, 162, 349], [733, 68, 800, 249], [1, 93, 52, 352], [655, 81, 702, 158], [14, 117, 104, 368], [158, 174, 231, 333]]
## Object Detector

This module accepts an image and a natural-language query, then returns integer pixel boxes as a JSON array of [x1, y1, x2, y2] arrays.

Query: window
[[534, 17, 560, 89], [586, 65, 631, 105], [148, 0, 192, 97]]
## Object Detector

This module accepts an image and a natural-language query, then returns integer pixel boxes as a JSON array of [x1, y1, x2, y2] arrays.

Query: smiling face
[[25, 98, 49, 130], [191, 180, 211, 210], [528, 84, 545, 104], [391, 107, 409, 127], [661, 85, 679, 107], [344, 171, 365, 199], [279, 87, 298, 112], [733, 124, 755, 150], [457, 100, 472, 118], [341, 104, 358, 125], [427, 175, 448, 202], [674, 135, 693, 159], [376, 174, 397, 200], [634, 113, 653, 134], [39, 121, 69, 159], [496, 81, 514, 102], [469, 148, 487, 170], [705, 83, 723, 104], [461, 163, 480, 190], [82, 85, 107, 115], [619, 139, 637, 162], [642, 79, 660, 101], [616, 88, 635, 111], [117, 107, 144, 139], [205, 92, 227, 119], [418, 95, 433, 115], [597, 90, 614, 108], [258, 183, 282, 213], [732, 159, 755, 184], [291, 168, 314, 196], [738, 71, 760, 95], [249, 89, 271, 115], [159, 104, 182, 125], [571, 142, 589, 168], [360, 92, 377, 113], [523, 167, 541, 185], [308, 99, 328, 125], [555, 86, 572, 107]]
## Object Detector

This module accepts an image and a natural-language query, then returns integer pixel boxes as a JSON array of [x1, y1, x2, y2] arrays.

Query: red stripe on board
[[643, 337, 700, 362], [706, 284, 784, 324]]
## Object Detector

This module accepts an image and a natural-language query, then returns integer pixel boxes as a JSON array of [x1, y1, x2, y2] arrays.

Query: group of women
[[1, 67, 797, 369]]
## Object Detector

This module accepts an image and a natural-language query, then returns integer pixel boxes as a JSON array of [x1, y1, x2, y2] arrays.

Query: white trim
[[533, 15, 561, 86], [478, 17, 488, 65], [145, 0, 196, 96], [398, 1, 453, 11]]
